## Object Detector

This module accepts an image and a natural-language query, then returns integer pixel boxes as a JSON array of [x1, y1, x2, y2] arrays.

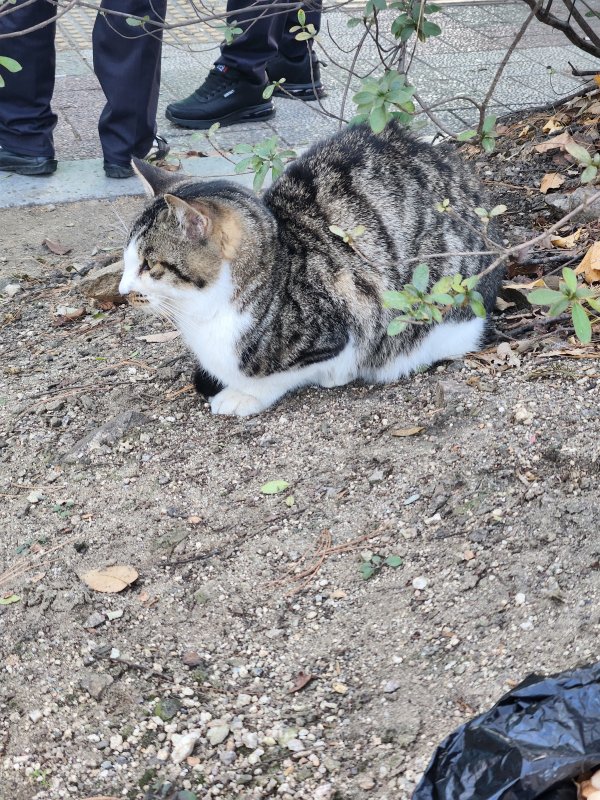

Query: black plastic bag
[[413, 661, 600, 800]]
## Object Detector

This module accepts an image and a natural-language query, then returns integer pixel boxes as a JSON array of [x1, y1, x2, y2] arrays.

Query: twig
[[479, 2, 539, 131]]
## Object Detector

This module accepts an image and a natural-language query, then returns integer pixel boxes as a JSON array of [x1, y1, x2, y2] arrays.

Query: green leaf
[[387, 318, 409, 336], [297, 8, 306, 25], [329, 224, 346, 239], [372, 555, 382, 565], [295, 31, 314, 41], [586, 297, 600, 313], [474, 207, 488, 218], [489, 204, 507, 217], [572, 302, 592, 343], [412, 263, 430, 293], [347, 17, 362, 27], [263, 84, 276, 99], [381, 290, 410, 310], [360, 563, 375, 580], [260, 480, 290, 495], [457, 129, 477, 141], [562, 267, 578, 293], [431, 275, 453, 293], [384, 555, 403, 568], [428, 292, 453, 305], [566, 142, 592, 166], [470, 299, 487, 318], [234, 143, 253, 154], [253, 161, 270, 191], [0, 594, 20, 605], [481, 136, 496, 154], [234, 156, 256, 174], [482, 114, 496, 134], [463, 275, 480, 291], [548, 297, 571, 317], [0, 56, 22, 73], [353, 90, 377, 105], [373, 0, 387, 9], [369, 105, 388, 134], [285, 495, 295, 507], [581, 164, 598, 183], [0, 75, 4, 89], [420, 20, 441, 37], [528, 288, 564, 305], [125, 14, 149, 26]]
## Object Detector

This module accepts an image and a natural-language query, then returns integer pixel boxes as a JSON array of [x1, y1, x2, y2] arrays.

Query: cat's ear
[[131, 157, 181, 198], [163, 194, 212, 240]]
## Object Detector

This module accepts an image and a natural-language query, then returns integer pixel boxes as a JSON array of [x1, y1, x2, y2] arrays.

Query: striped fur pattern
[[120, 123, 501, 416]]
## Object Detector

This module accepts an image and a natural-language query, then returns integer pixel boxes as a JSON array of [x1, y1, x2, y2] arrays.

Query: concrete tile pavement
[[1, 0, 599, 208]]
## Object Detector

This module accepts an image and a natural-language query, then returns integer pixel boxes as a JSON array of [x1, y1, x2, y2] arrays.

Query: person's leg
[[215, 0, 288, 84], [93, 0, 166, 169], [0, 0, 57, 171], [165, 0, 282, 129], [278, 1, 321, 62], [266, 1, 325, 99]]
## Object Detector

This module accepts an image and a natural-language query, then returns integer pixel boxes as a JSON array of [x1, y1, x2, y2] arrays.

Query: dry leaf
[[289, 671, 316, 693], [390, 426, 425, 437], [82, 796, 120, 800], [550, 229, 582, 249], [81, 565, 138, 593], [539, 172, 565, 194], [594, 75, 600, 87], [542, 117, 563, 134], [503, 278, 546, 291], [518, 125, 531, 138], [533, 131, 574, 153], [187, 515, 202, 525], [332, 681, 348, 694], [137, 331, 180, 343], [575, 241, 600, 284], [43, 238, 72, 255], [330, 589, 347, 599], [586, 101, 600, 115]]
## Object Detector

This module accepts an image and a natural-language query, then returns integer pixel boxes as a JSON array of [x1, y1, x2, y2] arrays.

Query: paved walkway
[[2, 0, 599, 207]]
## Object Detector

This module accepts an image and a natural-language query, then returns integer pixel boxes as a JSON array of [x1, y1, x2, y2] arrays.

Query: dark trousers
[[216, 0, 322, 84], [0, 0, 166, 165]]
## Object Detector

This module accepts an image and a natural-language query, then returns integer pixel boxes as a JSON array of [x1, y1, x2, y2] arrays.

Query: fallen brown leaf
[[137, 331, 180, 343], [575, 241, 600, 283], [594, 75, 600, 88], [539, 172, 565, 194], [289, 671, 316, 693], [390, 426, 425, 437], [81, 565, 138, 594], [542, 117, 564, 134], [43, 238, 72, 255], [550, 229, 582, 249], [533, 131, 574, 153]]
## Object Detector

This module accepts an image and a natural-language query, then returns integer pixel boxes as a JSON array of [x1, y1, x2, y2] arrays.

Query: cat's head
[[119, 159, 249, 310]]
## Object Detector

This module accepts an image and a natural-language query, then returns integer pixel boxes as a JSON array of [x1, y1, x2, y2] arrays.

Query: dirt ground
[[1, 135, 600, 800]]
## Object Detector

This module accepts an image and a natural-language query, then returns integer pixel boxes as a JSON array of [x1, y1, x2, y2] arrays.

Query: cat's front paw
[[210, 388, 268, 417]]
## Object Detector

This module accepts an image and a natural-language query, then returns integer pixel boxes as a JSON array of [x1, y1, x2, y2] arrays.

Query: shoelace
[[195, 69, 238, 100]]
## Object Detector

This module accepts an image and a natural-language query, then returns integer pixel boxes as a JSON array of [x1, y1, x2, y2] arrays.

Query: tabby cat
[[119, 122, 501, 416]]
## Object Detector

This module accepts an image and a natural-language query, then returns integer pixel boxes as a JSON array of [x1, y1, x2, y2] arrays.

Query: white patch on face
[[119, 237, 141, 296]]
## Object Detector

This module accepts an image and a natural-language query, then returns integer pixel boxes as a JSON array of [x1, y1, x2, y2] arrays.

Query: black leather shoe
[[165, 65, 274, 129], [104, 135, 170, 179], [266, 50, 326, 100], [0, 148, 57, 176]]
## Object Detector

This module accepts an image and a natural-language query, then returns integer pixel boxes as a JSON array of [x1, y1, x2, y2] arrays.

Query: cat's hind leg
[[372, 317, 486, 382]]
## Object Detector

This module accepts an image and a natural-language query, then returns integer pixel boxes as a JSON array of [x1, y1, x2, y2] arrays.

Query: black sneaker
[[165, 65, 274, 130], [0, 147, 57, 176], [266, 51, 326, 100], [104, 135, 170, 179]]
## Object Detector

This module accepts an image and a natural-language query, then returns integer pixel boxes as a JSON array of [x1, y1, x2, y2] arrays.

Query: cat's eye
[[139, 259, 150, 274]]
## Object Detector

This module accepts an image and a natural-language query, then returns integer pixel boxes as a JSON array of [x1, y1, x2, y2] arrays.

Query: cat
[[119, 122, 502, 416]]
